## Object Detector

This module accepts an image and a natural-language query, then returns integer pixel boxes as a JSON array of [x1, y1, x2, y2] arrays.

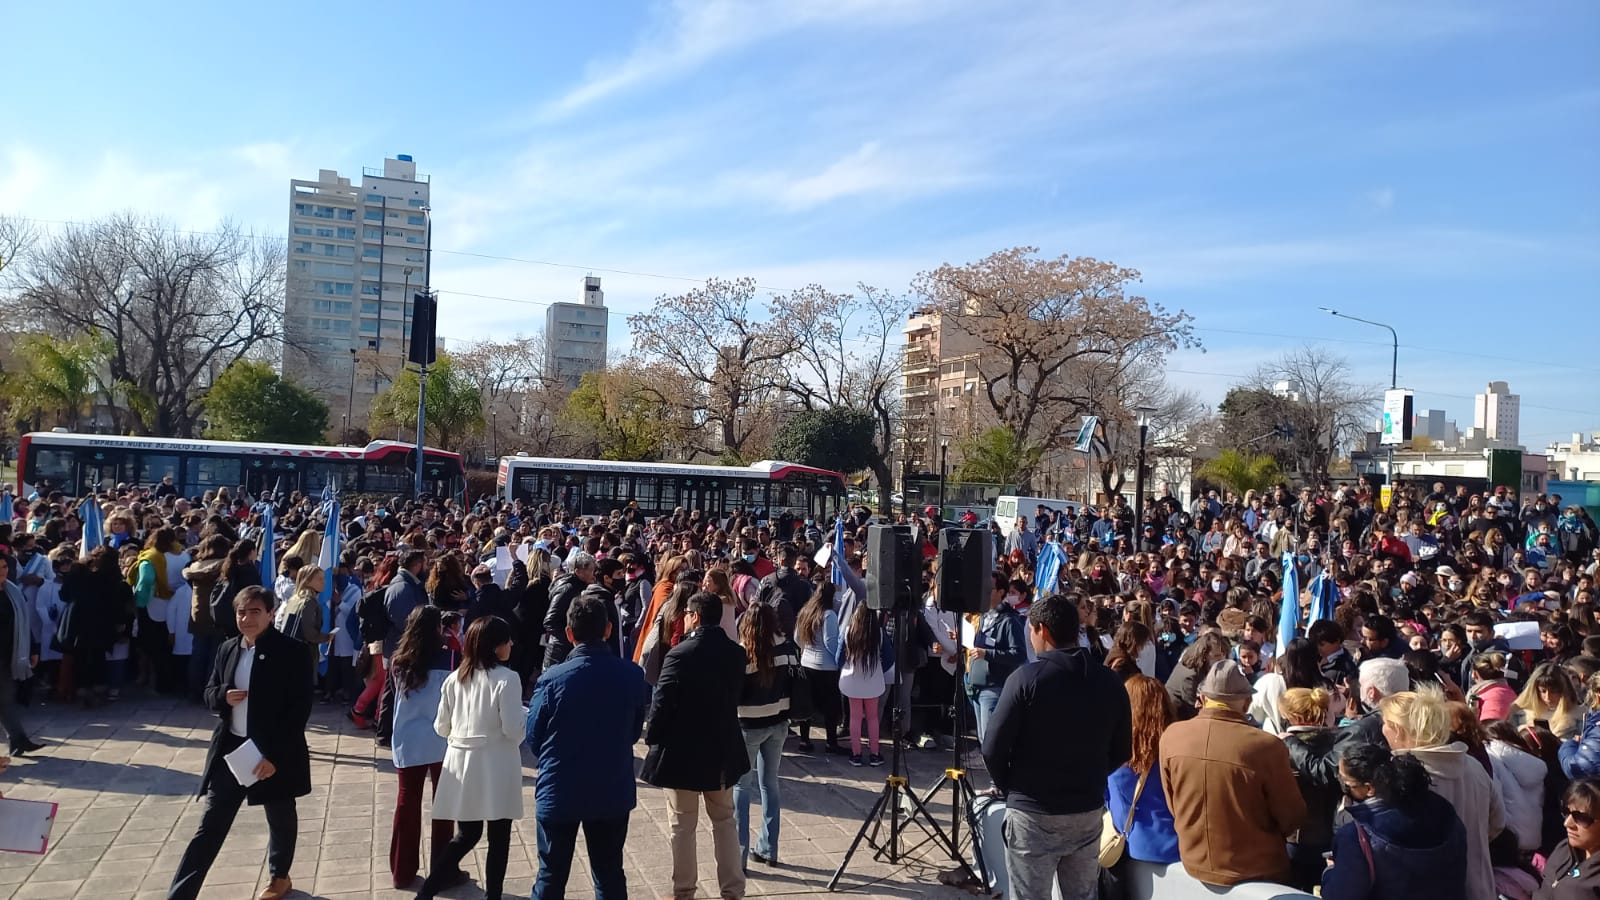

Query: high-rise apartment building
[[544, 276, 608, 390], [1473, 381, 1521, 449], [902, 306, 981, 474], [283, 155, 430, 439]]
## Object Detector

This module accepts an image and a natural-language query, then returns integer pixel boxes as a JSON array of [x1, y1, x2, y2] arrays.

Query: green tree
[[370, 353, 484, 452], [562, 368, 674, 461], [954, 427, 1039, 486], [1195, 448, 1281, 497], [769, 406, 877, 474], [203, 360, 330, 443], [2, 334, 109, 430]]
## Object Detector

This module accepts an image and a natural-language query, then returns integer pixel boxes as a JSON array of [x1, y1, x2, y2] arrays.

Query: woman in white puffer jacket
[[1485, 721, 1548, 853]]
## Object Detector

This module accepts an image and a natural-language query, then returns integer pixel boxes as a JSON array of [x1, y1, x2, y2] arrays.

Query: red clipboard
[[0, 798, 58, 854]]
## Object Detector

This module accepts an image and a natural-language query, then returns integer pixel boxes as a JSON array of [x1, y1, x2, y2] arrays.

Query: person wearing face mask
[[1321, 743, 1468, 900], [1458, 610, 1527, 692], [739, 539, 774, 580], [967, 573, 1027, 743], [572, 558, 626, 659]]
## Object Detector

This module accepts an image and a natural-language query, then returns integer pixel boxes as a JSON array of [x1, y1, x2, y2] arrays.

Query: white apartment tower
[[544, 276, 608, 390], [1473, 381, 1521, 449], [284, 155, 430, 439]]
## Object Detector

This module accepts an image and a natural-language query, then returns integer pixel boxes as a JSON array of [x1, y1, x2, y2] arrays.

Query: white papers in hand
[[223, 739, 264, 788], [0, 798, 56, 854]]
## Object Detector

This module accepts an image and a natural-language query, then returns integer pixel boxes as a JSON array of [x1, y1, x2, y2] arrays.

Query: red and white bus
[[17, 431, 466, 500], [496, 454, 846, 519]]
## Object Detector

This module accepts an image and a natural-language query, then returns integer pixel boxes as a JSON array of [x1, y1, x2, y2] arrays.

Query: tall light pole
[[345, 347, 358, 444], [938, 439, 950, 521], [1320, 307, 1399, 488], [413, 207, 432, 498], [1133, 406, 1154, 542]]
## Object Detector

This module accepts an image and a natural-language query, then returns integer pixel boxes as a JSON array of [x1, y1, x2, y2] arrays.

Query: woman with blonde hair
[[701, 568, 741, 641], [1280, 687, 1344, 891], [1381, 688, 1505, 900], [1513, 663, 1583, 739], [281, 565, 334, 681], [1105, 674, 1179, 864]]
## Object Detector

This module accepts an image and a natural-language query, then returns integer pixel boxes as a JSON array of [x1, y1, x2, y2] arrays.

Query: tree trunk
[[869, 457, 893, 515]]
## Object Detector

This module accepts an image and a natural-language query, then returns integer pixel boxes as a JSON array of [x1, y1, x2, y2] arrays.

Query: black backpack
[[357, 586, 389, 643]]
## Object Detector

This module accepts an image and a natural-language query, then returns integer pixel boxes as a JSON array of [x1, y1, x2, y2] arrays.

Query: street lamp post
[[938, 440, 950, 521], [1133, 406, 1154, 541], [345, 347, 358, 444], [1320, 307, 1399, 488], [491, 408, 498, 463]]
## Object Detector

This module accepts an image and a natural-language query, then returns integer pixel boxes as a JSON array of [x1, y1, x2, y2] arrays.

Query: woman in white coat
[[417, 615, 524, 900], [1485, 720, 1548, 854]]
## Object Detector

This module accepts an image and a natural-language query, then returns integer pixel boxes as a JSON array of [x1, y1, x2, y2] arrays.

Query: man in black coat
[[169, 586, 313, 900], [755, 543, 809, 636], [642, 591, 750, 900], [542, 551, 596, 671]]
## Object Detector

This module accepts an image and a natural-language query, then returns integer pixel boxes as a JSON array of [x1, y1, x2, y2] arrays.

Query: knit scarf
[[127, 547, 174, 600]]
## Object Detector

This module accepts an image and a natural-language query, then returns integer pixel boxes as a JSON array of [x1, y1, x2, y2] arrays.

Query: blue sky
[[4, 0, 1598, 446]]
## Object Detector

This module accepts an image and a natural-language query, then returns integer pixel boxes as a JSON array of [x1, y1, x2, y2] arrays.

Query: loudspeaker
[[408, 290, 438, 366], [938, 527, 993, 614], [865, 524, 918, 611]]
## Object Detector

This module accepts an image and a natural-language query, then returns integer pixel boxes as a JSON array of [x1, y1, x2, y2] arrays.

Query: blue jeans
[[533, 815, 629, 900], [733, 721, 786, 867], [188, 635, 217, 704], [972, 687, 1002, 744]]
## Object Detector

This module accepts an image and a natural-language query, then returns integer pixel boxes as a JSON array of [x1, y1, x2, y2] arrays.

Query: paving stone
[[5, 695, 985, 898]]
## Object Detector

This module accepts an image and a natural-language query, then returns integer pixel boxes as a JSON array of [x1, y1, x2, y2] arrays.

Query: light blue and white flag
[[1277, 550, 1301, 653]]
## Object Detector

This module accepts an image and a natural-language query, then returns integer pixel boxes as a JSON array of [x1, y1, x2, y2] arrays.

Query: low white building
[[1548, 433, 1600, 481]]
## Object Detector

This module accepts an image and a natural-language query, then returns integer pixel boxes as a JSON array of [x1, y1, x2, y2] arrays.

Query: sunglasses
[[1566, 808, 1595, 827]]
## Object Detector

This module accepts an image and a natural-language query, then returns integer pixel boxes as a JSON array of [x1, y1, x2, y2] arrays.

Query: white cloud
[[541, 0, 951, 119]]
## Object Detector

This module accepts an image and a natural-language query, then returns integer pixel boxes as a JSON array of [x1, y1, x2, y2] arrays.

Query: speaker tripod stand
[[918, 619, 987, 887], [828, 605, 977, 892]]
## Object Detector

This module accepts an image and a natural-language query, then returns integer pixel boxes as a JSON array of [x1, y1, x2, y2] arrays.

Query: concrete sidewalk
[[0, 695, 992, 899]]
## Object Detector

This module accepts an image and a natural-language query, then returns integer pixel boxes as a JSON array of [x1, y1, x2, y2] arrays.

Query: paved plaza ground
[[0, 695, 992, 899]]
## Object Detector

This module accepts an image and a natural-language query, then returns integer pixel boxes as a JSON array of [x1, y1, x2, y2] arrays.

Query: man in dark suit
[[168, 585, 313, 900], [642, 591, 750, 900]]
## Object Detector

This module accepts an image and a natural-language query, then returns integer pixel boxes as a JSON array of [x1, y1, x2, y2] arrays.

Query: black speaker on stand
[[914, 527, 993, 886], [830, 525, 976, 891]]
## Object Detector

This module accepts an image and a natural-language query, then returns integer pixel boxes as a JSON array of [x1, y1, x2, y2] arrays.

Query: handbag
[[50, 599, 75, 654], [1099, 768, 1149, 868]]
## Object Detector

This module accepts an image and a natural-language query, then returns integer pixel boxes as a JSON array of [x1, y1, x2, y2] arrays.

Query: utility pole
[[412, 207, 433, 498]]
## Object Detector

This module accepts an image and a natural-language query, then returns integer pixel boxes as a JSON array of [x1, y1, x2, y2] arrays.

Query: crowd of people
[[3, 475, 1600, 900]]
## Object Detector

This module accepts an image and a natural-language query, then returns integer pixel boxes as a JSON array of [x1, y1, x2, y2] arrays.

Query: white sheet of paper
[[224, 739, 264, 788], [516, 542, 531, 563], [0, 798, 56, 854], [814, 544, 832, 568], [495, 547, 513, 587]]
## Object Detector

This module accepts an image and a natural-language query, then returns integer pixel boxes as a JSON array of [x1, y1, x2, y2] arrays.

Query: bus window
[[30, 449, 74, 494], [136, 454, 180, 487], [633, 475, 659, 509], [186, 456, 242, 497]]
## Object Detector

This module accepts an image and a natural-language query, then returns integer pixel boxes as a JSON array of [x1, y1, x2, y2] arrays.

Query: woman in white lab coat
[[418, 615, 524, 900]]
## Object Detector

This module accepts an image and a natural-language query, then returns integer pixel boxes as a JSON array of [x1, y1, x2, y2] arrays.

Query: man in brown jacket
[[1158, 659, 1307, 886]]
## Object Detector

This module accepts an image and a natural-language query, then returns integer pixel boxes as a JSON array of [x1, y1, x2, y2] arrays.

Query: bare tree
[[914, 247, 1196, 490], [626, 277, 808, 460], [1227, 346, 1376, 479], [0, 216, 37, 281], [786, 284, 908, 503], [454, 333, 544, 460], [3, 214, 285, 436]]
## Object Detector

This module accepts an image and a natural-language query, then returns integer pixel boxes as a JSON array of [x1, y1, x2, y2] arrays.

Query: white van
[[994, 496, 1082, 537]]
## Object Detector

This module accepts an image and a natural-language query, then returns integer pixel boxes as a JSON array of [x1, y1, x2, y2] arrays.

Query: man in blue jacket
[[526, 595, 650, 900]]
